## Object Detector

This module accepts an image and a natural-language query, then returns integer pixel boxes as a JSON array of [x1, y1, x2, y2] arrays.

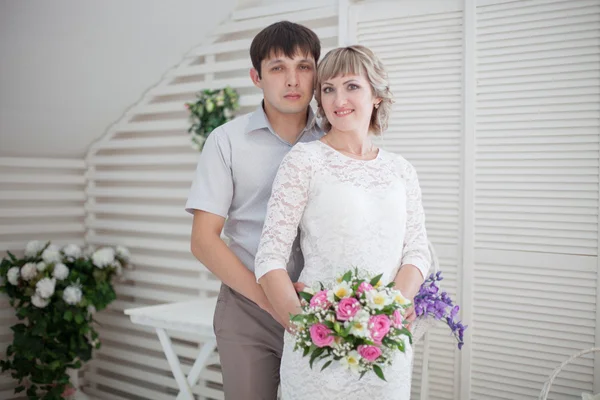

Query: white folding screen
[[0, 156, 87, 400], [348, 0, 600, 399], [82, 2, 339, 399]]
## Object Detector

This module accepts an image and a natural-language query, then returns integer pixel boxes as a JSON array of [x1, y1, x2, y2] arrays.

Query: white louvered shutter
[[350, 2, 464, 399], [471, 1, 600, 399], [82, 2, 340, 399]]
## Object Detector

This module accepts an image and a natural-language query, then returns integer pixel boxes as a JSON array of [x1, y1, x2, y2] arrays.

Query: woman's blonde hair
[[315, 45, 393, 135]]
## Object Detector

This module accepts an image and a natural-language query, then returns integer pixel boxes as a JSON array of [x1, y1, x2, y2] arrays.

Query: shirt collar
[[245, 101, 319, 135]]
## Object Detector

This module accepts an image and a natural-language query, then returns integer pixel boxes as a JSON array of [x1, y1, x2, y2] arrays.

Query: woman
[[254, 45, 430, 399]]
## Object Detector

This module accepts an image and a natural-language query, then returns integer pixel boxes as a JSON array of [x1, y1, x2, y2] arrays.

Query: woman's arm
[[255, 145, 312, 329], [395, 160, 431, 300]]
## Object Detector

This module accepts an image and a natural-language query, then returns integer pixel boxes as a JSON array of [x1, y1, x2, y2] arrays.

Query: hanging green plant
[[185, 87, 240, 151]]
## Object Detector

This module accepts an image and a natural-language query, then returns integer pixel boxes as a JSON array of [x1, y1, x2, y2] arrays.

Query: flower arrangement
[[0, 240, 130, 399], [291, 269, 412, 381], [185, 87, 240, 151], [413, 271, 467, 349]]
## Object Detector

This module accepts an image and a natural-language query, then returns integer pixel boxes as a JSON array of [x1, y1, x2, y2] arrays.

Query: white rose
[[31, 293, 50, 308], [42, 245, 61, 264], [52, 263, 69, 280], [20, 263, 39, 281], [36, 262, 47, 272], [25, 240, 45, 257], [83, 245, 96, 257], [92, 248, 115, 269], [114, 260, 123, 276], [7, 267, 20, 285], [87, 305, 96, 317], [62, 244, 82, 260], [115, 245, 130, 262], [63, 286, 82, 305], [36, 277, 56, 299]]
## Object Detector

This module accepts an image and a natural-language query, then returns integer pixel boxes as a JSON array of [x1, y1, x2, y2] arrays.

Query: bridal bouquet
[[290, 269, 412, 381]]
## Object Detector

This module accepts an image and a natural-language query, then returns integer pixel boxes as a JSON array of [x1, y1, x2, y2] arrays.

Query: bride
[[254, 45, 431, 400]]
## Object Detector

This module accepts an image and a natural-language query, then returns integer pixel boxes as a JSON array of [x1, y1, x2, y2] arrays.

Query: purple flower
[[414, 272, 467, 350]]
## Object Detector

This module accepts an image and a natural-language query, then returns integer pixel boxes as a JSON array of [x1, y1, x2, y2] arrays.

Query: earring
[[374, 103, 379, 109]]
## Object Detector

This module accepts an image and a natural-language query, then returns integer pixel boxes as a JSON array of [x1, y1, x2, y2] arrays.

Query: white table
[[124, 297, 218, 400]]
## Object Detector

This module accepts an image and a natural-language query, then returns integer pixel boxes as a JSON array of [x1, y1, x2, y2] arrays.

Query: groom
[[185, 21, 323, 399]]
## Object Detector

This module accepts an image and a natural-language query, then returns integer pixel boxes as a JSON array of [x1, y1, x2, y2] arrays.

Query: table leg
[[156, 328, 194, 400], [174, 339, 217, 400]]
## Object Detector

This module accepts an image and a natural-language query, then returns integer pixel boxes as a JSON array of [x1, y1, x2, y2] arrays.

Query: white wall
[[0, 0, 236, 158]]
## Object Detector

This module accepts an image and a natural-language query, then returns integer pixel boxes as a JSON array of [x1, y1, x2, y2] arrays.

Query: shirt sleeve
[[254, 144, 312, 282], [185, 128, 233, 218], [400, 160, 431, 280]]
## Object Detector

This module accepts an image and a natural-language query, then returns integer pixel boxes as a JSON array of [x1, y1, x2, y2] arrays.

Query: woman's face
[[320, 73, 378, 134]]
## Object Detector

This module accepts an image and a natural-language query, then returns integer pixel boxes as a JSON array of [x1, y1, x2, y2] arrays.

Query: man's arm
[[191, 210, 281, 322]]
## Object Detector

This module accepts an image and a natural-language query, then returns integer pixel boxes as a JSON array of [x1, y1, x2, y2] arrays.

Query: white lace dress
[[255, 140, 430, 400]]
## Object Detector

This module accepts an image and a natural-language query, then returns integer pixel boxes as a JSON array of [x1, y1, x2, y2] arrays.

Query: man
[[185, 21, 322, 399]]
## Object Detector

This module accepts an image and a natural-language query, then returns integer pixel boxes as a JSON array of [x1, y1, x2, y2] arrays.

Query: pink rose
[[392, 309, 404, 329], [369, 314, 391, 344], [358, 345, 382, 362], [336, 297, 360, 321], [356, 282, 374, 297], [310, 290, 331, 309], [310, 323, 334, 348]]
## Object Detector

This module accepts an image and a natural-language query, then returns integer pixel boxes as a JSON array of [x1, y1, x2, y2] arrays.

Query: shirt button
[[296, 247, 301, 252]]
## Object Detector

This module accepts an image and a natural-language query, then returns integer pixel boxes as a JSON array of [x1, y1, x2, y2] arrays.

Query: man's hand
[[293, 282, 306, 293]]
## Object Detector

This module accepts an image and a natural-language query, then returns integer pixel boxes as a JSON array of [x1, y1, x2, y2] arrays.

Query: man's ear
[[250, 68, 262, 89]]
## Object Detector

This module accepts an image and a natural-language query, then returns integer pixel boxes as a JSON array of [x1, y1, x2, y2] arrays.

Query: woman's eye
[[348, 84, 359, 90], [322, 87, 333, 93]]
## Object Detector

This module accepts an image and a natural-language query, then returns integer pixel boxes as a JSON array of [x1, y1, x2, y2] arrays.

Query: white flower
[[20, 263, 38, 281], [7, 267, 20, 285], [52, 263, 69, 280], [328, 282, 353, 302], [347, 310, 370, 338], [63, 285, 82, 305], [87, 305, 96, 317], [42, 245, 61, 264], [31, 293, 50, 308], [365, 290, 392, 310], [25, 240, 45, 257], [36, 262, 47, 272], [114, 260, 123, 276], [36, 277, 56, 299], [115, 245, 130, 261], [340, 350, 361, 372], [224, 108, 233, 118], [92, 248, 115, 269], [83, 245, 96, 257], [390, 289, 411, 306], [62, 244, 82, 260]]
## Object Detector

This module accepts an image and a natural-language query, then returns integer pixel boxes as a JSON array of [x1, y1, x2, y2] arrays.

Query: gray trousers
[[214, 284, 284, 400]]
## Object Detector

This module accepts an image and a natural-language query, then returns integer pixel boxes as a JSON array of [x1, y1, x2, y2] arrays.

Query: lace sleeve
[[255, 144, 312, 282], [401, 160, 431, 280]]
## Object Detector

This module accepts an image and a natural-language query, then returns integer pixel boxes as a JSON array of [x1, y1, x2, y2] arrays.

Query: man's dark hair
[[250, 21, 321, 78]]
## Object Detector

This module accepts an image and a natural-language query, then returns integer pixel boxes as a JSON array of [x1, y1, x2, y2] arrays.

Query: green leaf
[[370, 273, 384, 287], [303, 346, 310, 357], [320, 360, 333, 371], [298, 291, 314, 303], [341, 270, 353, 282], [64, 310, 73, 322], [373, 364, 387, 381], [309, 347, 325, 369], [74, 313, 84, 325]]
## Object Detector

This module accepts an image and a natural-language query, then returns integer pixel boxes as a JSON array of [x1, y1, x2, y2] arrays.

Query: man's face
[[252, 50, 316, 115]]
